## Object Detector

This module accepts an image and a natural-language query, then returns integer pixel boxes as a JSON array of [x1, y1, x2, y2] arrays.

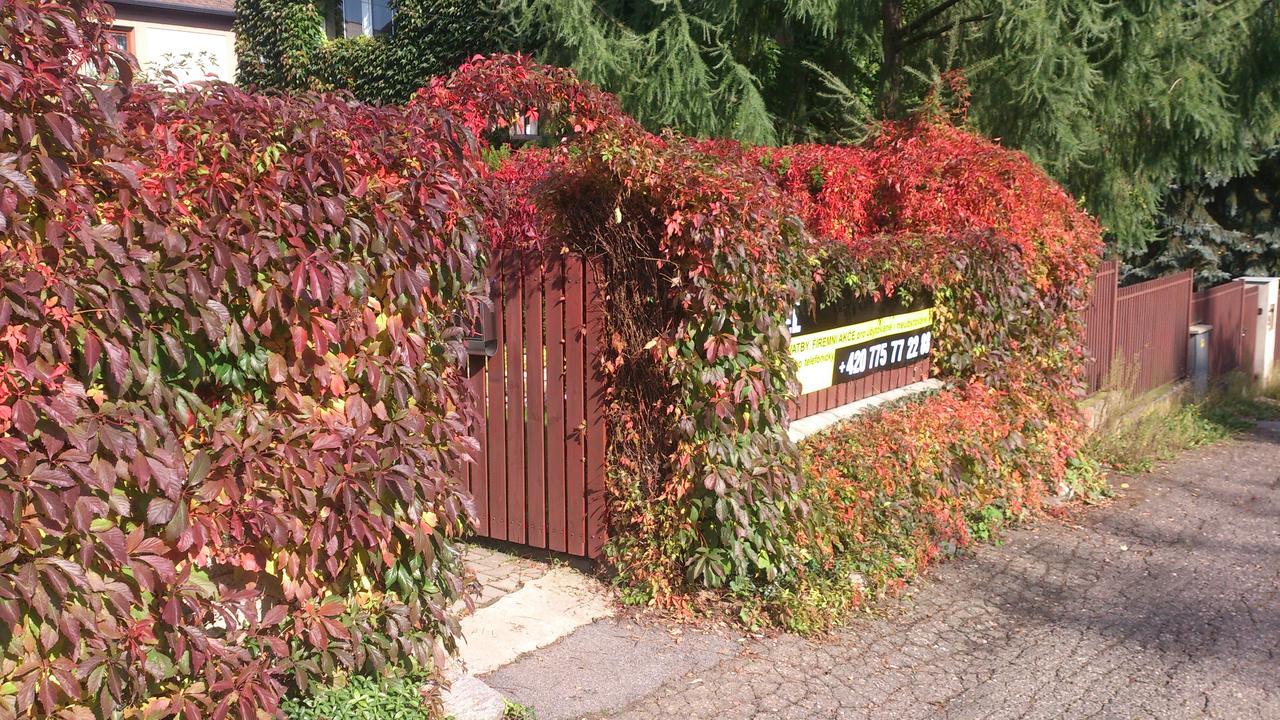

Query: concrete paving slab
[[458, 567, 615, 676], [483, 618, 742, 720], [441, 665, 507, 720]]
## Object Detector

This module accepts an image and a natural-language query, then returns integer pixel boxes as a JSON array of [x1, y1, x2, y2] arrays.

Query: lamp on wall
[[508, 109, 541, 144]]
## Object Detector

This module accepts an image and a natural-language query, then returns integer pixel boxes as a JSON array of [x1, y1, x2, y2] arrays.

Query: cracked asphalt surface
[[605, 428, 1280, 719]]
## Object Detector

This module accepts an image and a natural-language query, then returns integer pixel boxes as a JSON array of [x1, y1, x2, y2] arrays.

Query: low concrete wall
[[788, 379, 945, 443]]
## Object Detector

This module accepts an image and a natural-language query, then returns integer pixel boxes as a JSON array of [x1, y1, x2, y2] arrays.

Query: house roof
[[110, 0, 236, 18]]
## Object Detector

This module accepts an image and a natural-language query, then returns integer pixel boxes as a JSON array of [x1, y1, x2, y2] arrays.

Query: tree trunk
[[881, 0, 904, 119]]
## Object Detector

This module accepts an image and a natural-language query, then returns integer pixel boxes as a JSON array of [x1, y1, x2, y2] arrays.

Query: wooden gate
[[464, 248, 608, 558], [1191, 280, 1252, 377]]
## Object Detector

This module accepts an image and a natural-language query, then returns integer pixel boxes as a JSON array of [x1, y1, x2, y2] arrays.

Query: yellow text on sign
[[789, 308, 933, 394]]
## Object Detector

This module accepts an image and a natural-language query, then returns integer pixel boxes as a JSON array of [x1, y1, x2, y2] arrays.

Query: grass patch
[[502, 701, 537, 719], [1087, 370, 1280, 473], [1086, 401, 1229, 473], [283, 670, 438, 720]]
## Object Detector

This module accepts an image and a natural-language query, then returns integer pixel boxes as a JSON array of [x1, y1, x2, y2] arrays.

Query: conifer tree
[[504, 0, 1280, 254]]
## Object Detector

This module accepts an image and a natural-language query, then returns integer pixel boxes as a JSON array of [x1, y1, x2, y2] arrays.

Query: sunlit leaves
[[0, 2, 482, 716]]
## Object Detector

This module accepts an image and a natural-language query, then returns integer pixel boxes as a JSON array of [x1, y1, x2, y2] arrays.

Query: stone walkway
[[495, 427, 1280, 719], [461, 544, 554, 613]]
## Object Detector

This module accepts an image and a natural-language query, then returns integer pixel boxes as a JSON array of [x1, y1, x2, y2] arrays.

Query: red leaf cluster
[[423, 55, 1103, 611], [1, 2, 484, 717]]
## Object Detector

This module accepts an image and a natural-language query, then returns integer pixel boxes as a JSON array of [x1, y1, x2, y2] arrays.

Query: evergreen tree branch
[[902, 13, 993, 47], [900, 0, 970, 38]]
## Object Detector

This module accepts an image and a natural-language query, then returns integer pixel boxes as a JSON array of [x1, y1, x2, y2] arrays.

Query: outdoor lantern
[[463, 301, 498, 357], [509, 110, 541, 143]]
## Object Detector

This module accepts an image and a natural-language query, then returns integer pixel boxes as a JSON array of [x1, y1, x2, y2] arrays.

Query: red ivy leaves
[[1, 1, 482, 717]]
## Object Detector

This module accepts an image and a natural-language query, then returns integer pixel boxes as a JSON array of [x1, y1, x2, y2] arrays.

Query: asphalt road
[[493, 426, 1280, 719]]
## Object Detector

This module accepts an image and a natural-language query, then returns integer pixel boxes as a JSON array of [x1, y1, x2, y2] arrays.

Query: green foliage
[[1082, 371, 1280, 474], [1131, 146, 1280, 285], [501, 700, 538, 720], [1087, 402, 1230, 474], [502, 0, 881, 144], [505, 0, 1280, 257], [1, 2, 485, 716], [235, 0, 507, 104], [282, 671, 437, 720], [959, 1, 1280, 254]]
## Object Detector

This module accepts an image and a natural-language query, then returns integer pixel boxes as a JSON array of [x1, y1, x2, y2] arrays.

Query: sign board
[[788, 294, 934, 395]]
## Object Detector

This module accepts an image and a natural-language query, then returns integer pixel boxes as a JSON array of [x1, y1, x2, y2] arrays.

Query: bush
[[281, 672, 434, 720], [759, 380, 1098, 631], [423, 57, 1103, 617], [0, 2, 484, 717], [235, 0, 506, 105]]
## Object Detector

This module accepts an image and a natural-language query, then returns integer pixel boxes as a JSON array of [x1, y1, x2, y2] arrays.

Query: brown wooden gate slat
[[485, 261, 509, 541], [544, 257, 568, 553], [468, 357, 488, 537], [503, 251, 527, 544], [564, 256, 588, 556], [523, 251, 547, 548], [584, 262, 608, 558]]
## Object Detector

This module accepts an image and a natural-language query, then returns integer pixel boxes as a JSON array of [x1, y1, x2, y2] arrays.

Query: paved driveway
[[602, 428, 1280, 719]]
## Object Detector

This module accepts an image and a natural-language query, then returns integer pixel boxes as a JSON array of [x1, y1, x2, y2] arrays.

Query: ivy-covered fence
[[3, 6, 1106, 716], [434, 59, 1105, 619]]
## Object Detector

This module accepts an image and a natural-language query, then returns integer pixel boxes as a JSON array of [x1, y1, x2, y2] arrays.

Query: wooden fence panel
[[522, 252, 546, 548], [1114, 270, 1193, 395], [789, 356, 932, 421], [1244, 285, 1260, 381], [464, 249, 607, 558], [1191, 280, 1248, 378], [1083, 260, 1118, 393], [545, 259, 568, 553]]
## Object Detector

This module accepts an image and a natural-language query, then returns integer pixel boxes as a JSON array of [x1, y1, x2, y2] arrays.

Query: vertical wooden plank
[[584, 258, 608, 558], [545, 257, 568, 553], [523, 251, 547, 549], [468, 356, 489, 536], [564, 256, 588, 556], [786, 397, 801, 419], [504, 250, 527, 544], [485, 253, 508, 541]]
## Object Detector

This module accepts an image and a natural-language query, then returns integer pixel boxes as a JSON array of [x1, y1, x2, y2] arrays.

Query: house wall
[[111, 6, 236, 83]]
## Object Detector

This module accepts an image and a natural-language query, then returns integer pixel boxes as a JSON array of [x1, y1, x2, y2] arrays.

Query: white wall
[[112, 9, 236, 84]]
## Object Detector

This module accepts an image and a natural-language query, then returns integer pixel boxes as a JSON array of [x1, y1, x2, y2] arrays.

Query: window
[[343, 0, 394, 38], [107, 27, 133, 55]]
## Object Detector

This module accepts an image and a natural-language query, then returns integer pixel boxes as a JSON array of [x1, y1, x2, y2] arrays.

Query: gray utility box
[[1188, 324, 1211, 396]]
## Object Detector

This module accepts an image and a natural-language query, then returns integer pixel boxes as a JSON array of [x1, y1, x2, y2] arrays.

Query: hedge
[[0, 2, 485, 717], [460, 60, 1105, 617], [234, 0, 505, 105], [3, 9, 1105, 715]]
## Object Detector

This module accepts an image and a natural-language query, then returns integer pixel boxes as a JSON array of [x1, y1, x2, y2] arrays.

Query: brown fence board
[[584, 262, 608, 558], [503, 252, 527, 544], [564, 256, 588, 556], [523, 251, 547, 548], [1113, 270, 1193, 395], [485, 262, 509, 541], [1083, 260, 1118, 393], [467, 357, 488, 536], [545, 258, 568, 553]]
